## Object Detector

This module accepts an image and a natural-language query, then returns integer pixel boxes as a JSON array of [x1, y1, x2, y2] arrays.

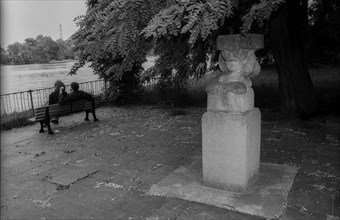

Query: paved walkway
[[1, 106, 339, 219]]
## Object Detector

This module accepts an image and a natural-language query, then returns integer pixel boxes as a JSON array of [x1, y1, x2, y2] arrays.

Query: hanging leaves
[[71, 0, 285, 80], [70, 0, 165, 78], [241, 0, 285, 34], [143, 0, 236, 45]]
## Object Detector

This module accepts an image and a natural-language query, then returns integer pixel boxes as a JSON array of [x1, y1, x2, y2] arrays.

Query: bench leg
[[39, 122, 45, 133], [91, 99, 99, 122], [92, 109, 99, 122], [44, 107, 53, 135], [84, 110, 90, 121], [45, 119, 53, 135]]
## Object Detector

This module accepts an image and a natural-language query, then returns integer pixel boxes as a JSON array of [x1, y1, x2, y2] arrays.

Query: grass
[[168, 108, 187, 116]]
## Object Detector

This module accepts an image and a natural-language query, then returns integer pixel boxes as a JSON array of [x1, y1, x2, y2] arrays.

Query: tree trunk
[[268, 0, 318, 118]]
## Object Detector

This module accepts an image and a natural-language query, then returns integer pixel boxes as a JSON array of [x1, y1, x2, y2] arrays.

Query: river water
[[0, 58, 156, 117], [0, 61, 99, 95]]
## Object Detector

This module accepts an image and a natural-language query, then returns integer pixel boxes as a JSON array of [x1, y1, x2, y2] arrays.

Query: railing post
[[104, 77, 108, 99], [28, 90, 35, 115]]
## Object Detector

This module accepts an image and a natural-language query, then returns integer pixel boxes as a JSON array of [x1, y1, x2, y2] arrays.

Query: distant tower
[[59, 24, 63, 40]]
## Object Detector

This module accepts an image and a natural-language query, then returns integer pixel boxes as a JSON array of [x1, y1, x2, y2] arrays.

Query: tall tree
[[266, 0, 317, 117], [6, 35, 76, 64], [1, 47, 9, 65], [7, 42, 25, 64], [72, 0, 321, 117]]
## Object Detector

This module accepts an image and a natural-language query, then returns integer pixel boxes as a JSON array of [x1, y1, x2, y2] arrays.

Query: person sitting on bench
[[50, 80, 67, 105], [48, 80, 67, 124], [58, 82, 93, 104], [58, 82, 97, 122]]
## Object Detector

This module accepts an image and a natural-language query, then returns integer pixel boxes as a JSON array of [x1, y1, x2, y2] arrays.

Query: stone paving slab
[[327, 215, 340, 220], [49, 165, 98, 186], [147, 158, 298, 219]]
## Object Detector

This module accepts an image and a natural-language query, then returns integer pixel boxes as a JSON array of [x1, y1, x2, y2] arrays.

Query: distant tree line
[[0, 35, 79, 65]]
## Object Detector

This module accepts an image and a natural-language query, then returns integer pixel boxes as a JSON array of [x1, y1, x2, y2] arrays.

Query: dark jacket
[[58, 90, 93, 104], [49, 91, 67, 105]]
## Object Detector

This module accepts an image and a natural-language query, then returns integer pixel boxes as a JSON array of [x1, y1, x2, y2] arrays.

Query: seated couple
[[48, 80, 93, 124]]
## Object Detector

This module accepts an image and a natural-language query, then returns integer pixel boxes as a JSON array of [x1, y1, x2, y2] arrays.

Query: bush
[[1, 114, 35, 131], [105, 66, 142, 105], [156, 76, 188, 108]]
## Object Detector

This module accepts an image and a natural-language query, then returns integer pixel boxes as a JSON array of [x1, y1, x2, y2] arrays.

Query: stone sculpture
[[206, 34, 263, 113], [202, 34, 263, 192]]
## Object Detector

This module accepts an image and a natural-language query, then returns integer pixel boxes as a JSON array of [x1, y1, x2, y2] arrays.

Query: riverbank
[[1, 105, 339, 219], [49, 59, 78, 64]]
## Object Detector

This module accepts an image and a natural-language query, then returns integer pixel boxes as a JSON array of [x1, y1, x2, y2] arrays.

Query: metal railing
[[1, 77, 189, 127], [1, 80, 105, 125], [119, 78, 160, 105]]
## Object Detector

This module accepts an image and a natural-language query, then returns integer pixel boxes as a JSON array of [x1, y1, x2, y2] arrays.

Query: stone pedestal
[[202, 34, 263, 192], [202, 109, 261, 191]]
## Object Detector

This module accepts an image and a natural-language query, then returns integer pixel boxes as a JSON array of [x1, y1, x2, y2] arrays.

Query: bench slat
[[35, 111, 46, 115], [35, 117, 46, 121], [35, 115, 46, 120]]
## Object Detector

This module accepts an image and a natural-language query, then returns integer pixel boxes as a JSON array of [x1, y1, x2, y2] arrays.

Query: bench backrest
[[35, 95, 102, 121]]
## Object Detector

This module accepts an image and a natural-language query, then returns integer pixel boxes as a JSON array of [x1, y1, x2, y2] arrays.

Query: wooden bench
[[34, 95, 101, 135]]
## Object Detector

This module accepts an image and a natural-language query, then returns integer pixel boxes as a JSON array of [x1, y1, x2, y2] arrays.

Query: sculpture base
[[147, 159, 298, 219], [202, 108, 261, 192]]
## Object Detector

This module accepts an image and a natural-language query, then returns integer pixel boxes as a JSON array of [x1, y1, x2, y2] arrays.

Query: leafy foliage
[[141, 35, 213, 106], [71, 0, 197, 104], [156, 75, 189, 108], [71, 0, 285, 105], [70, 0, 165, 78], [143, 0, 236, 45], [240, 0, 285, 34], [143, 0, 284, 44], [306, 0, 340, 65]]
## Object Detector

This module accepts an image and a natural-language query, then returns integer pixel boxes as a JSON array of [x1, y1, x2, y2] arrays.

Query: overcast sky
[[0, 0, 87, 48]]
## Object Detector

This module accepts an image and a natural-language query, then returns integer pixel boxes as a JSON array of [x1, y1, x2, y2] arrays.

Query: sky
[[0, 0, 87, 48]]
